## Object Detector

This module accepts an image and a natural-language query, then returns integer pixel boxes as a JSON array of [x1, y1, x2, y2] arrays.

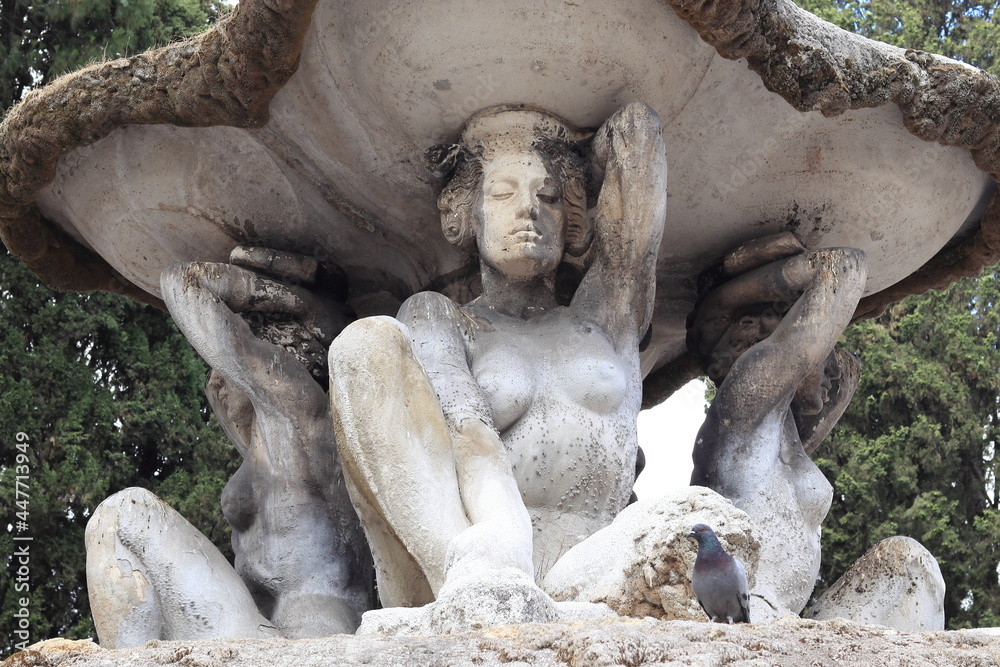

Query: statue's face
[[477, 152, 566, 281], [705, 311, 780, 384], [792, 350, 840, 416]]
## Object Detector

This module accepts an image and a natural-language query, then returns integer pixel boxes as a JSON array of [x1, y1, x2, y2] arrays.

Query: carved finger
[[176, 262, 309, 318], [721, 232, 807, 278], [229, 246, 318, 285], [242, 274, 311, 316]]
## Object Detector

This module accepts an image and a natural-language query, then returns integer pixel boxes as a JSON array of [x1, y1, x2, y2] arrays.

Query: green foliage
[[0, 247, 238, 655], [816, 272, 1000, 628], [798, 0, 1000, 76], [0, 0, 228, 114]]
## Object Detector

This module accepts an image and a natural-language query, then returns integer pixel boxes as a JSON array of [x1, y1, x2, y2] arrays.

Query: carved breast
[[471, 313, 631, 434]]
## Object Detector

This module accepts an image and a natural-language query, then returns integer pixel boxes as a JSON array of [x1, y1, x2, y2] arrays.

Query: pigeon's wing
[[734, 558, 751, 623], [692, 562, 720, 621], [695, 594, 713, 621], [694, 559, 739, 622]]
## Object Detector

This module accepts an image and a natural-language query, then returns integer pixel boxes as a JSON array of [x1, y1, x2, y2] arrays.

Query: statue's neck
[[478, 266, 559, 319]]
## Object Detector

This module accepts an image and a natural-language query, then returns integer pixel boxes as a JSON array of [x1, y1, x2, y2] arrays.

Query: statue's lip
[[514, 231, 540, 240]]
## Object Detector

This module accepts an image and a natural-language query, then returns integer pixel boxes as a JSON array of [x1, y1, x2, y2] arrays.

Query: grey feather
[[688, 523, 751, 623]]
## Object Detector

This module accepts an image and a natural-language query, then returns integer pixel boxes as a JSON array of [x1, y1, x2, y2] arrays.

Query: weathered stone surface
[[323, 103, 666, 629], [0, 0, 320, 308], [543, 487, 759, 622], [663, 0, 1000, 324], [5, 618, 1000, 666], [688, 244, 868, 620], [807, 536, 947, 632], [85, 488, 278, 648], [2, 0, 999, 404], [357, 569, 614, 637]]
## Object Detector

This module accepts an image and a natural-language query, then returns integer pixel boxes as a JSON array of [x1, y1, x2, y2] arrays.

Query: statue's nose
[[516, 195, 539, 220]]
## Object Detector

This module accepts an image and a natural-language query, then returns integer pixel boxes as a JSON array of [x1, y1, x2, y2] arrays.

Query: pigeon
[[688, 523, 751, 623]]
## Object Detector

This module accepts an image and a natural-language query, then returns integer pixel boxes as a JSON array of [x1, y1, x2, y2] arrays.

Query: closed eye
[[489, 191, 514, 200]]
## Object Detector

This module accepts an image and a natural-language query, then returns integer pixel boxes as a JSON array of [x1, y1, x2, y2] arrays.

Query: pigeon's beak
[[686, 532, 696, 539]]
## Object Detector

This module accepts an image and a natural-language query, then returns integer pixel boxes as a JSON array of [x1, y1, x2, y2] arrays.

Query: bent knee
[[89, 487, 162, 528], [87, 487, 179, 549], [328, 316, 412, 375]]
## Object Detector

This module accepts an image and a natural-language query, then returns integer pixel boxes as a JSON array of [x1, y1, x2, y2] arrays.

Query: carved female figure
[[328, 102, 666, 620], [687, 234, 867, 618]]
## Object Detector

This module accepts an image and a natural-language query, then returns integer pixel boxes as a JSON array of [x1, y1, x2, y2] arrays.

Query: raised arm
[[572, 102, 667, 348], [698, 247, 867, 427], [161, 257, 343, 409]]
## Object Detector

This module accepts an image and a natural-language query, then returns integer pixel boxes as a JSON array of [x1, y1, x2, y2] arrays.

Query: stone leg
[[327, 316, 472, 605], [806, 536, 945, 631], [85, 488, 277, 649], [329, 317, 613, 635]]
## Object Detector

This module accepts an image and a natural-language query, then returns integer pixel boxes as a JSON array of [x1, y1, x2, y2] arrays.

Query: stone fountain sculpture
[[2, 0, 998, 643], [87, 250, 375, 645]]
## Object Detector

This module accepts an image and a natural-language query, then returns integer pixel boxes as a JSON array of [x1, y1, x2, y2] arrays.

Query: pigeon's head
[[687, 523, 720, 547]]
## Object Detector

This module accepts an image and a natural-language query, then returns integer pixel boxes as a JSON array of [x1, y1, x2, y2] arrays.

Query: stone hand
[[165, 257, 350, 386], [222, 247, 349, 346], [228, 246, 319, 286], [689, 239, 863, 380], [720, 232, 806, 279], [688, 246, 807, 369]]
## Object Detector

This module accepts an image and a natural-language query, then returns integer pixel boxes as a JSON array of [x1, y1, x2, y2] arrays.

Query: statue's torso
[[465, 305, 642, 573]]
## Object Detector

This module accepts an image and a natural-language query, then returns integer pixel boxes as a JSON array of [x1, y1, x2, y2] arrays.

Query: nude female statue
[[86, 249, 374, 646], [327, 102, 666, 620], [687, 233, 867, 619]]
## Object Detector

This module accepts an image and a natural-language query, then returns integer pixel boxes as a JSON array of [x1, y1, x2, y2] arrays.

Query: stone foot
[[357, 568, 613, 636]]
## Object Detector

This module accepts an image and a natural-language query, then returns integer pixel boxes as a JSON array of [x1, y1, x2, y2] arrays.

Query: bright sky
[[634, 378, 706, 500]]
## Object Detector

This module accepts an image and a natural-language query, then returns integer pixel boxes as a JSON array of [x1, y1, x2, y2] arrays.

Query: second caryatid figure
[[687, 233, 867, 619], [86, 249, 376, 646], [328, 102, 667, 627]]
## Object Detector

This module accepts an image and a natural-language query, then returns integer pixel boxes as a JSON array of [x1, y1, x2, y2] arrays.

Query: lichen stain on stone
[[0, 0, 318, 303]]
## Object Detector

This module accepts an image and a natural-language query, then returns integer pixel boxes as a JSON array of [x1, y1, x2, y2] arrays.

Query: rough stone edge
[[2, 617, 999, 666], [661, 0, 1000, 320], [0, 0, 320, 309]]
